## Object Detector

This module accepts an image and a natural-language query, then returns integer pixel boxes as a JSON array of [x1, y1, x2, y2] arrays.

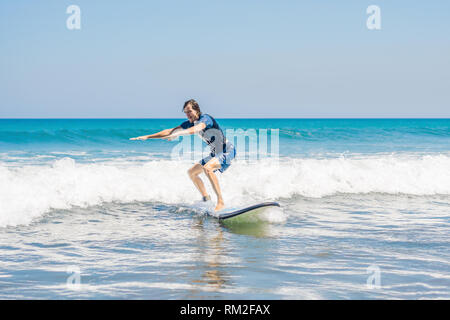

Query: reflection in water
[[220, 221, 272, 238], [188, 219, 229, 297], [186, 216, 280, 298]]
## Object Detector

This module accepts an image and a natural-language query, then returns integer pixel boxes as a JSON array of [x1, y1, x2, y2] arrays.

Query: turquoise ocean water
[[0, 118, 449, 299]]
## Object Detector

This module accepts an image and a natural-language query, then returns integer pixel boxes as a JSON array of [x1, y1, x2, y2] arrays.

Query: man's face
[[184, 105, 199, 123]]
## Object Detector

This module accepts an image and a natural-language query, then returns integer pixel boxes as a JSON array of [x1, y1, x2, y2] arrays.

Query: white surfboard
[[210, 202, 280, 223]]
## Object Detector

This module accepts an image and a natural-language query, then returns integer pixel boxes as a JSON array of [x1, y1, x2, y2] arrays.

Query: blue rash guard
[[180, 114, 236, 173]]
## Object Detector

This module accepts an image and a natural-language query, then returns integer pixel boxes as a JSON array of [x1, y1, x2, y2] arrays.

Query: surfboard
[[210, 202, 280, 224]]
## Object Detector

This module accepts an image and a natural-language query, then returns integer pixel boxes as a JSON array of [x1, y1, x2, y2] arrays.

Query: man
[[130, 99, 236, 211]]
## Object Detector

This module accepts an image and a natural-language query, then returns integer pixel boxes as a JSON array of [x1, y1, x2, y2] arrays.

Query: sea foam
[[1, 154, 450, 227]]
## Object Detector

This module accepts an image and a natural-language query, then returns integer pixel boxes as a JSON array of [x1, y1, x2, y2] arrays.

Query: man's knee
[[203, 163, 218, 175], [202, 165, 212, 175], [188, 164, 202, 178], [187, 167, 196, 178]]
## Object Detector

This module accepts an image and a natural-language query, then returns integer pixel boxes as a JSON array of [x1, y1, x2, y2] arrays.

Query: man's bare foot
[[215, 200, 225, 211]]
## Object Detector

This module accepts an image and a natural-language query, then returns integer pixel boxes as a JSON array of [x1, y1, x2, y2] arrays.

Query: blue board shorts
[[200, 142, 236, 173]]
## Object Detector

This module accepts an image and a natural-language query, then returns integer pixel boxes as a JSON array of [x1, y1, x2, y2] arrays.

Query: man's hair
[[182, 99, 202, 116]]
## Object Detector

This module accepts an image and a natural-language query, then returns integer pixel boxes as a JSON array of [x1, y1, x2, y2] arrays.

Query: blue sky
[[1, 0, 449, 118]]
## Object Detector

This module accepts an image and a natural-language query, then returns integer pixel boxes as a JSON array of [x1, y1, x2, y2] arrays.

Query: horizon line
[[1, 117, 450, 120]]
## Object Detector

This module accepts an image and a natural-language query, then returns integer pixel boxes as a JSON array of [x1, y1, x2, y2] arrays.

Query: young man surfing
[[130, 99, 236, 211]]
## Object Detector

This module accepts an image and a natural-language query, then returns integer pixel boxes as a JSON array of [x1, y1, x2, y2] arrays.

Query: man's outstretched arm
[[130, 127, 180, 140], [163, 123, 206, 140]]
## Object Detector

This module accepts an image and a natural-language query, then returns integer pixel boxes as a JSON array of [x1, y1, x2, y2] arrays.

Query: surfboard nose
[[215, 202, 281, 221]]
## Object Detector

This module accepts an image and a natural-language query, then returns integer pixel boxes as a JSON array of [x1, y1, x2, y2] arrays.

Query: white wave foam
[[259, 207, 287, 223], [1, 154, 450, 227]]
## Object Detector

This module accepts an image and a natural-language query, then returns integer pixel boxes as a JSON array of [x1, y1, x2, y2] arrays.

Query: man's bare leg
[[203, 159, 225, 211], [188, 164, 209, 199]]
